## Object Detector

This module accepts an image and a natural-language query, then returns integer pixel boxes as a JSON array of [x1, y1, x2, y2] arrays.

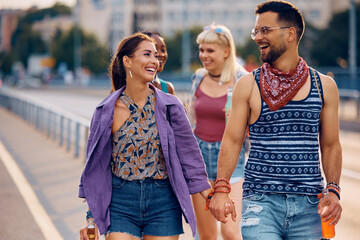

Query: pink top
[[194, 86, 227, 142]]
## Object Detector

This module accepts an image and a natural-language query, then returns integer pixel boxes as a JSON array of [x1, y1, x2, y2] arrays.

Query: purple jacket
[[78, 85, 210, 236]]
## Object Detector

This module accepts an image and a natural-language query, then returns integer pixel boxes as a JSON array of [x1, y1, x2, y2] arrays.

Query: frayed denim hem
[[105, 231, 142, 240]]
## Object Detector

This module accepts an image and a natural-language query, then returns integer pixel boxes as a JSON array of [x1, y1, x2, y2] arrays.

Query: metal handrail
[[339, 89, 360, 119], [0, 88, 90, 160]]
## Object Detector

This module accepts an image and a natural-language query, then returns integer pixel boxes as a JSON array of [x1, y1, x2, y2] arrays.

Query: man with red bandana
[[208, 1, 342, 239]]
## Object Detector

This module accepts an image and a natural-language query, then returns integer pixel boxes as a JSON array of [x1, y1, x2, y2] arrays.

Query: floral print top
[[111, 89, 167, 180]]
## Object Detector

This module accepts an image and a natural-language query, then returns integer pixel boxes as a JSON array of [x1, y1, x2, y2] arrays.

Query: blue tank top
[[159, 78, 169, 93], [243, 68, 324, 197]]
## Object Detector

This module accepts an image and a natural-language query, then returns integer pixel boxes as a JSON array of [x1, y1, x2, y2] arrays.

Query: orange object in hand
[[321, 217, 335, 239], [320, 188, 335, 239]]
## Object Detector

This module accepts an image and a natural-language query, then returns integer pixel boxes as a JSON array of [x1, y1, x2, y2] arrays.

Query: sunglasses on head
[[203, 25, 225, 34]]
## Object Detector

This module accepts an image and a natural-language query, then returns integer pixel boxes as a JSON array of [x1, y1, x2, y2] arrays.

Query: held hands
[[318, 191, 342, 226], [209, 192, 237, 223], [80, 218, 99, 240], [205, 178, 237, 223]]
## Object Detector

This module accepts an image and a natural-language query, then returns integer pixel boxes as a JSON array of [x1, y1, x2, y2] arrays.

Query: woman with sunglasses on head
[[188, 24, 248, 240], [143, 31, 175, 95], [79, 32, 211, 240]]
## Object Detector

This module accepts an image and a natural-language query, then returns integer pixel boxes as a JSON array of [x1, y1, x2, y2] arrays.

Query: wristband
[[328, 189, 340, 200], [326, 182, 341, 191], [215, 178, 230, 186], [86, 210, 93, 220], [204, 189, 215, 211]]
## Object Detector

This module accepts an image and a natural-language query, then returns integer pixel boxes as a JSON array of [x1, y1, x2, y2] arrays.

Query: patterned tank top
[[111, 89, 167, 180], [243, 68, 324, 197]]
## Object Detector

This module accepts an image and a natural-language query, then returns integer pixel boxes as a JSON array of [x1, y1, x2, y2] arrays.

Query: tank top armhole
[[249, 67, 264, 127], [313, 68, 324, 107]]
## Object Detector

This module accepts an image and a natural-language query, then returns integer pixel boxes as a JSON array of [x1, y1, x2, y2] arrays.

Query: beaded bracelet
[[86, 210, 93, 220], [327, 182, 341, 191], [328, 188, 340, 200], [204, 189, 215, 211]]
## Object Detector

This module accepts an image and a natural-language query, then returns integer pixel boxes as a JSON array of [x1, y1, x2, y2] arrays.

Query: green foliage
[[0, 51, 16, 75], [310, 4, 360, 66], [50, 26, 110, 74], [237, 37, 261, 65], [4, 3, 72, 70], [164, 26, 203, 72]]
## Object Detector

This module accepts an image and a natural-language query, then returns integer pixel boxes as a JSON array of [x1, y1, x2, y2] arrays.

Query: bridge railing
[[0, 88, 90, 160], [339, 89, 360, 119]]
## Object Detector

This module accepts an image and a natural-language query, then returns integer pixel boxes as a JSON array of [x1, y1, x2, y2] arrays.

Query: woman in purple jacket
[[79, 33, 211, 240]]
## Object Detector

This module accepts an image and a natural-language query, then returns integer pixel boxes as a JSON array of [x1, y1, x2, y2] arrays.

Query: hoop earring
[[129, 69, 133, 78]]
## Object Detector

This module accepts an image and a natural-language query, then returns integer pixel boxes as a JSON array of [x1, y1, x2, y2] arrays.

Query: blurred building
[[0, 9, 23, 52], [74, 0, 359, 51], [32, 15, 74, 46], [77, 0, 111, 45]]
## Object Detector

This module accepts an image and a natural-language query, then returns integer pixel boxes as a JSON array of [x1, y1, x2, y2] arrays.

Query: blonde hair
[[196, 23, 244, 83]]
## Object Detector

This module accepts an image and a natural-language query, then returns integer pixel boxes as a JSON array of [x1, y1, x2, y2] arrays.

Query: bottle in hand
[[321, 188, 335, 239], [225, 87, 233, 124], [87, 218, 96, 240]]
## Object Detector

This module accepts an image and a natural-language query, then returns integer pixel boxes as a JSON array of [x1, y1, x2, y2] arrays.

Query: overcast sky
[[0, 0, 76, 10]]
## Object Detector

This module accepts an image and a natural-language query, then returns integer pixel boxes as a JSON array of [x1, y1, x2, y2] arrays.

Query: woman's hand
[[80, 218, 100, 240]]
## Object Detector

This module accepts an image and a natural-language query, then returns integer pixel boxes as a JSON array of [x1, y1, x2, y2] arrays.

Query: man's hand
[[318, 192, 342, 225], [209, 192, 237, 223]]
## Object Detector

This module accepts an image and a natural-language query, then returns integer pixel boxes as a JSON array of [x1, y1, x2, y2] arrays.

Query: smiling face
[[127, 40, 159, 83], [198, 43, 229, 74], [254, 12, 288, 64], [151, 34, 168, 73]]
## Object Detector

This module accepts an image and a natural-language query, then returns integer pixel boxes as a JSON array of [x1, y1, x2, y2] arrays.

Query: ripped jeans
[[241, 193, 322, 240]]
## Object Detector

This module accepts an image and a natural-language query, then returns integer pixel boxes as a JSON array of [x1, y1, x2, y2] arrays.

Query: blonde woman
[[188, 24, 248, 240]]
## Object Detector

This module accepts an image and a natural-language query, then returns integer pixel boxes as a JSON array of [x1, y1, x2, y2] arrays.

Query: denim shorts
[[241, 193, 322, 240], [195, 135, 245, 183], [106, 174, 184, 239]]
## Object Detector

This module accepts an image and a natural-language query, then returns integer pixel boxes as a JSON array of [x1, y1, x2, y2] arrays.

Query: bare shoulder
[[165, 81, 175, 95], [234, 72, 256, 98], [114, 98, 128, 113], [317, 72, 339, 98]]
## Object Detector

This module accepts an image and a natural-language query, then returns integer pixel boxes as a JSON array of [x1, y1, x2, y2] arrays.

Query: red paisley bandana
[[260, 57, 309, 111]]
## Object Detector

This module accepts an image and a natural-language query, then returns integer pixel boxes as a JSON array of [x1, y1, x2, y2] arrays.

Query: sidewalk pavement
[[0, 106, 86, 239]]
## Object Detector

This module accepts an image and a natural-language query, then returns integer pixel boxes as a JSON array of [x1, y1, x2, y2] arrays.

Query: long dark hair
[[109, 32, 153, 91]]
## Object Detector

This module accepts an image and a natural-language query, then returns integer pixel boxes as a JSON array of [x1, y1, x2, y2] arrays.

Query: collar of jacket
[[94, 83, 177, 144]]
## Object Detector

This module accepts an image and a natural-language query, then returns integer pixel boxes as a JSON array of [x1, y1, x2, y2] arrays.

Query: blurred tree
[[0, 52, 16, 75], [2, 3, 72, 70], [237, 37, 261, 65], [50, 26, 109, 74], [310, 4, 360, 66], [164, 26, 203, 73]]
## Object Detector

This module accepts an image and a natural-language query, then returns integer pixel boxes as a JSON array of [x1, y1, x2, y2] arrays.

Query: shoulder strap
[[160, 80, 169, 93], [311, 68, 323, 108], [190, 69, 206, 96]]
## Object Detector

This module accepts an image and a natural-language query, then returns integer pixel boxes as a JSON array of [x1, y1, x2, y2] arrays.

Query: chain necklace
[[208, 72, 222, 86]]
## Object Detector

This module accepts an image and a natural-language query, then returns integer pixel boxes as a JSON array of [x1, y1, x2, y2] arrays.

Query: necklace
[[208, 72, 221, 78], [208, 72, 222, 86]]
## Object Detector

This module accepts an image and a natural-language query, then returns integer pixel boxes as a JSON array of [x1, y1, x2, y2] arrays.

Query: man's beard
[[260, 41, 287, 64]]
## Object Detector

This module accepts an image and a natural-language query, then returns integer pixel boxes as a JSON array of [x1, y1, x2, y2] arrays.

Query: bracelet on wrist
[[204, 189, 215, 211], [215, 178, 230, 186], [328, 188, 340, 200], [326, 182, 341, 191], [213, 184, 231, 190], [86, 210, 93, 220]]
